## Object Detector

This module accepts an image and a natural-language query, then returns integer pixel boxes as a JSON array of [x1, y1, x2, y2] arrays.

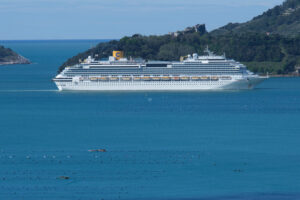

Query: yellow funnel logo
[[113, 51, 124, 60]]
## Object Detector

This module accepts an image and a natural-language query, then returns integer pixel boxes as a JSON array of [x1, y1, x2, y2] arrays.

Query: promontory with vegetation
[[0, 45, 30, 65], [60, 0, 300, 75]]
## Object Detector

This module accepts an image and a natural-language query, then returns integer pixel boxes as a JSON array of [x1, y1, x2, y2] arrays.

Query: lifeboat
[[180, 76, 190, 81], [200, 76, 209, 80], [171, 77, 180, 81], [162, 76, 171, 81], [110, 77, 119, 81], [121, 77, 132, 81], [191, 77, 200, 81], [152, 77, 161, 81], [90, 77, 98, 81], [133, 77, 141, 81], [99, 77, 108, 81], [142, 76, 151, 81], [211, 76, 219, 81]]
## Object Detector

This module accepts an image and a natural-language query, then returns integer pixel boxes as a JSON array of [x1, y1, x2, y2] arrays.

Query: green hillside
[[59, 0, 300, 75], [211, 0, 300, 36]]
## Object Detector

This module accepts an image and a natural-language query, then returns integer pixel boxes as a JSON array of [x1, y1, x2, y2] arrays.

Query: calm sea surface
[[0, 40, 300, 200]]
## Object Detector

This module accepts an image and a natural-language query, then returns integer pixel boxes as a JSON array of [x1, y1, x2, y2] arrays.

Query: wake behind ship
[[53, 48, 267, 91]]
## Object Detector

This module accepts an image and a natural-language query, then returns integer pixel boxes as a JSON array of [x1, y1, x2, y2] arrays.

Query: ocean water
[[0, 40, 300, 200]]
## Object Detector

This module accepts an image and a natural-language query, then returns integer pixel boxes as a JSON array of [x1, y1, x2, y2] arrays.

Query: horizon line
[[0, 39, 116, 41]]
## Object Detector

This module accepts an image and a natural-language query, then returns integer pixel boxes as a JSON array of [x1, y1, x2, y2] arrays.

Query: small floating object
[[88, 149, 106, 152], [233, 169, 243, 173], [57, 176, 70, 180]]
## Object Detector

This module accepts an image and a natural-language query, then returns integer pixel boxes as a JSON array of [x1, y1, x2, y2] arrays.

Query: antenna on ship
[[204, 45, 209, 55], [205, 45, 209, 52], [204, 45, 214, 56]]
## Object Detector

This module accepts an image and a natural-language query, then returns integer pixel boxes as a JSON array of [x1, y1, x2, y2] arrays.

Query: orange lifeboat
[[171, 77, 180, 81], [142, 76, 151, 81], [99, 77, 108, 81], [110, 77, 119, 81], [133, 77, 141, 81], [152, 77, 161, 81], [180, 76, 190, 81], [162, 76, 171, 81]]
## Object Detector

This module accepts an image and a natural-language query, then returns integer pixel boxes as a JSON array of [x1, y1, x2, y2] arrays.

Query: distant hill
[[0, 45, 30, 65], [211, 0, 300, 37], [59, 0, 300, 75]]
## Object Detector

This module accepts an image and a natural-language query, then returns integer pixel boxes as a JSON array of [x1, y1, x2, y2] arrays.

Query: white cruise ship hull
[[54, 77, 267, 91]]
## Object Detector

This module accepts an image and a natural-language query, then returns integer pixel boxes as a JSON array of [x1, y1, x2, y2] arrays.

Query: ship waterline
[[54, 76, 266, 91], [53, 48, 267, 91]]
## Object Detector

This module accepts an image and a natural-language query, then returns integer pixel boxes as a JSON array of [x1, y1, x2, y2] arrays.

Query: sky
[[0, 0, 285, 40]]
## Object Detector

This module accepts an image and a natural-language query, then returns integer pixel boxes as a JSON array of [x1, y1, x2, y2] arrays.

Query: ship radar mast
[[204, 46, 215, 56], [203, 46, 226, 59]]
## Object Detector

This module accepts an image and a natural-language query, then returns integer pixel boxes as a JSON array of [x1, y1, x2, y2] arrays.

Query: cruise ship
[[53, 48, 268, 91]]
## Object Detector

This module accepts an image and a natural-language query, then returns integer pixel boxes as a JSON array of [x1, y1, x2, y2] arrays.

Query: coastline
[[0, 55, 30, 66], [269, 74, 300, 77], [0, 61, 30, 66]]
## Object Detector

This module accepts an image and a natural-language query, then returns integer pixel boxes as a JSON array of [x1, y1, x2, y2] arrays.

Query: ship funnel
[[113, 51, 124, 60]]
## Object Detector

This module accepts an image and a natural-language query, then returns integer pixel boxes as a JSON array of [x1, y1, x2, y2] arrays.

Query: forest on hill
[[0, 45, 30, 65], [211, 0, 300, 37], [60, 0, 300, 75]]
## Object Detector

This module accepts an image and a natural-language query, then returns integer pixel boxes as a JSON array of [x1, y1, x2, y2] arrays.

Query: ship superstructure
[[53, 49, 267, 91]]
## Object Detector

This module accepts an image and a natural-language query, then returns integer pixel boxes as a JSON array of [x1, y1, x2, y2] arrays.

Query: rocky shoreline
[[0, 45, 31, 66], [0, 55, 30, 66]]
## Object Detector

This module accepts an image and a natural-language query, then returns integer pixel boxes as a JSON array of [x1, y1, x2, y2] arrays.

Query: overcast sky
[[0, 0, 285, 40]]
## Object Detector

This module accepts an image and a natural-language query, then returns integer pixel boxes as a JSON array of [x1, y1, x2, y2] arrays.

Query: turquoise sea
[[0, 40, 300, 200]]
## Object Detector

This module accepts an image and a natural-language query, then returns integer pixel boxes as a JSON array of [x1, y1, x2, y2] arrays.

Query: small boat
[[133, 77, 141, 81], [110, 77, 119, 81], [57, 176, 70, 180], [211, 76, 219, 81], [162, 76, 171, 81], [99, 77, 108, 81], [88, 149, 107, 152], [200, 76, 209, 80], [142, 76, 151, 81], [180, 76, 190, 81], [152, 77, 161, 81], [171, 77, 180, 81], [90, 77, 98, 81], [121, 77, 132, 81], [191, 77, 200, 81]]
